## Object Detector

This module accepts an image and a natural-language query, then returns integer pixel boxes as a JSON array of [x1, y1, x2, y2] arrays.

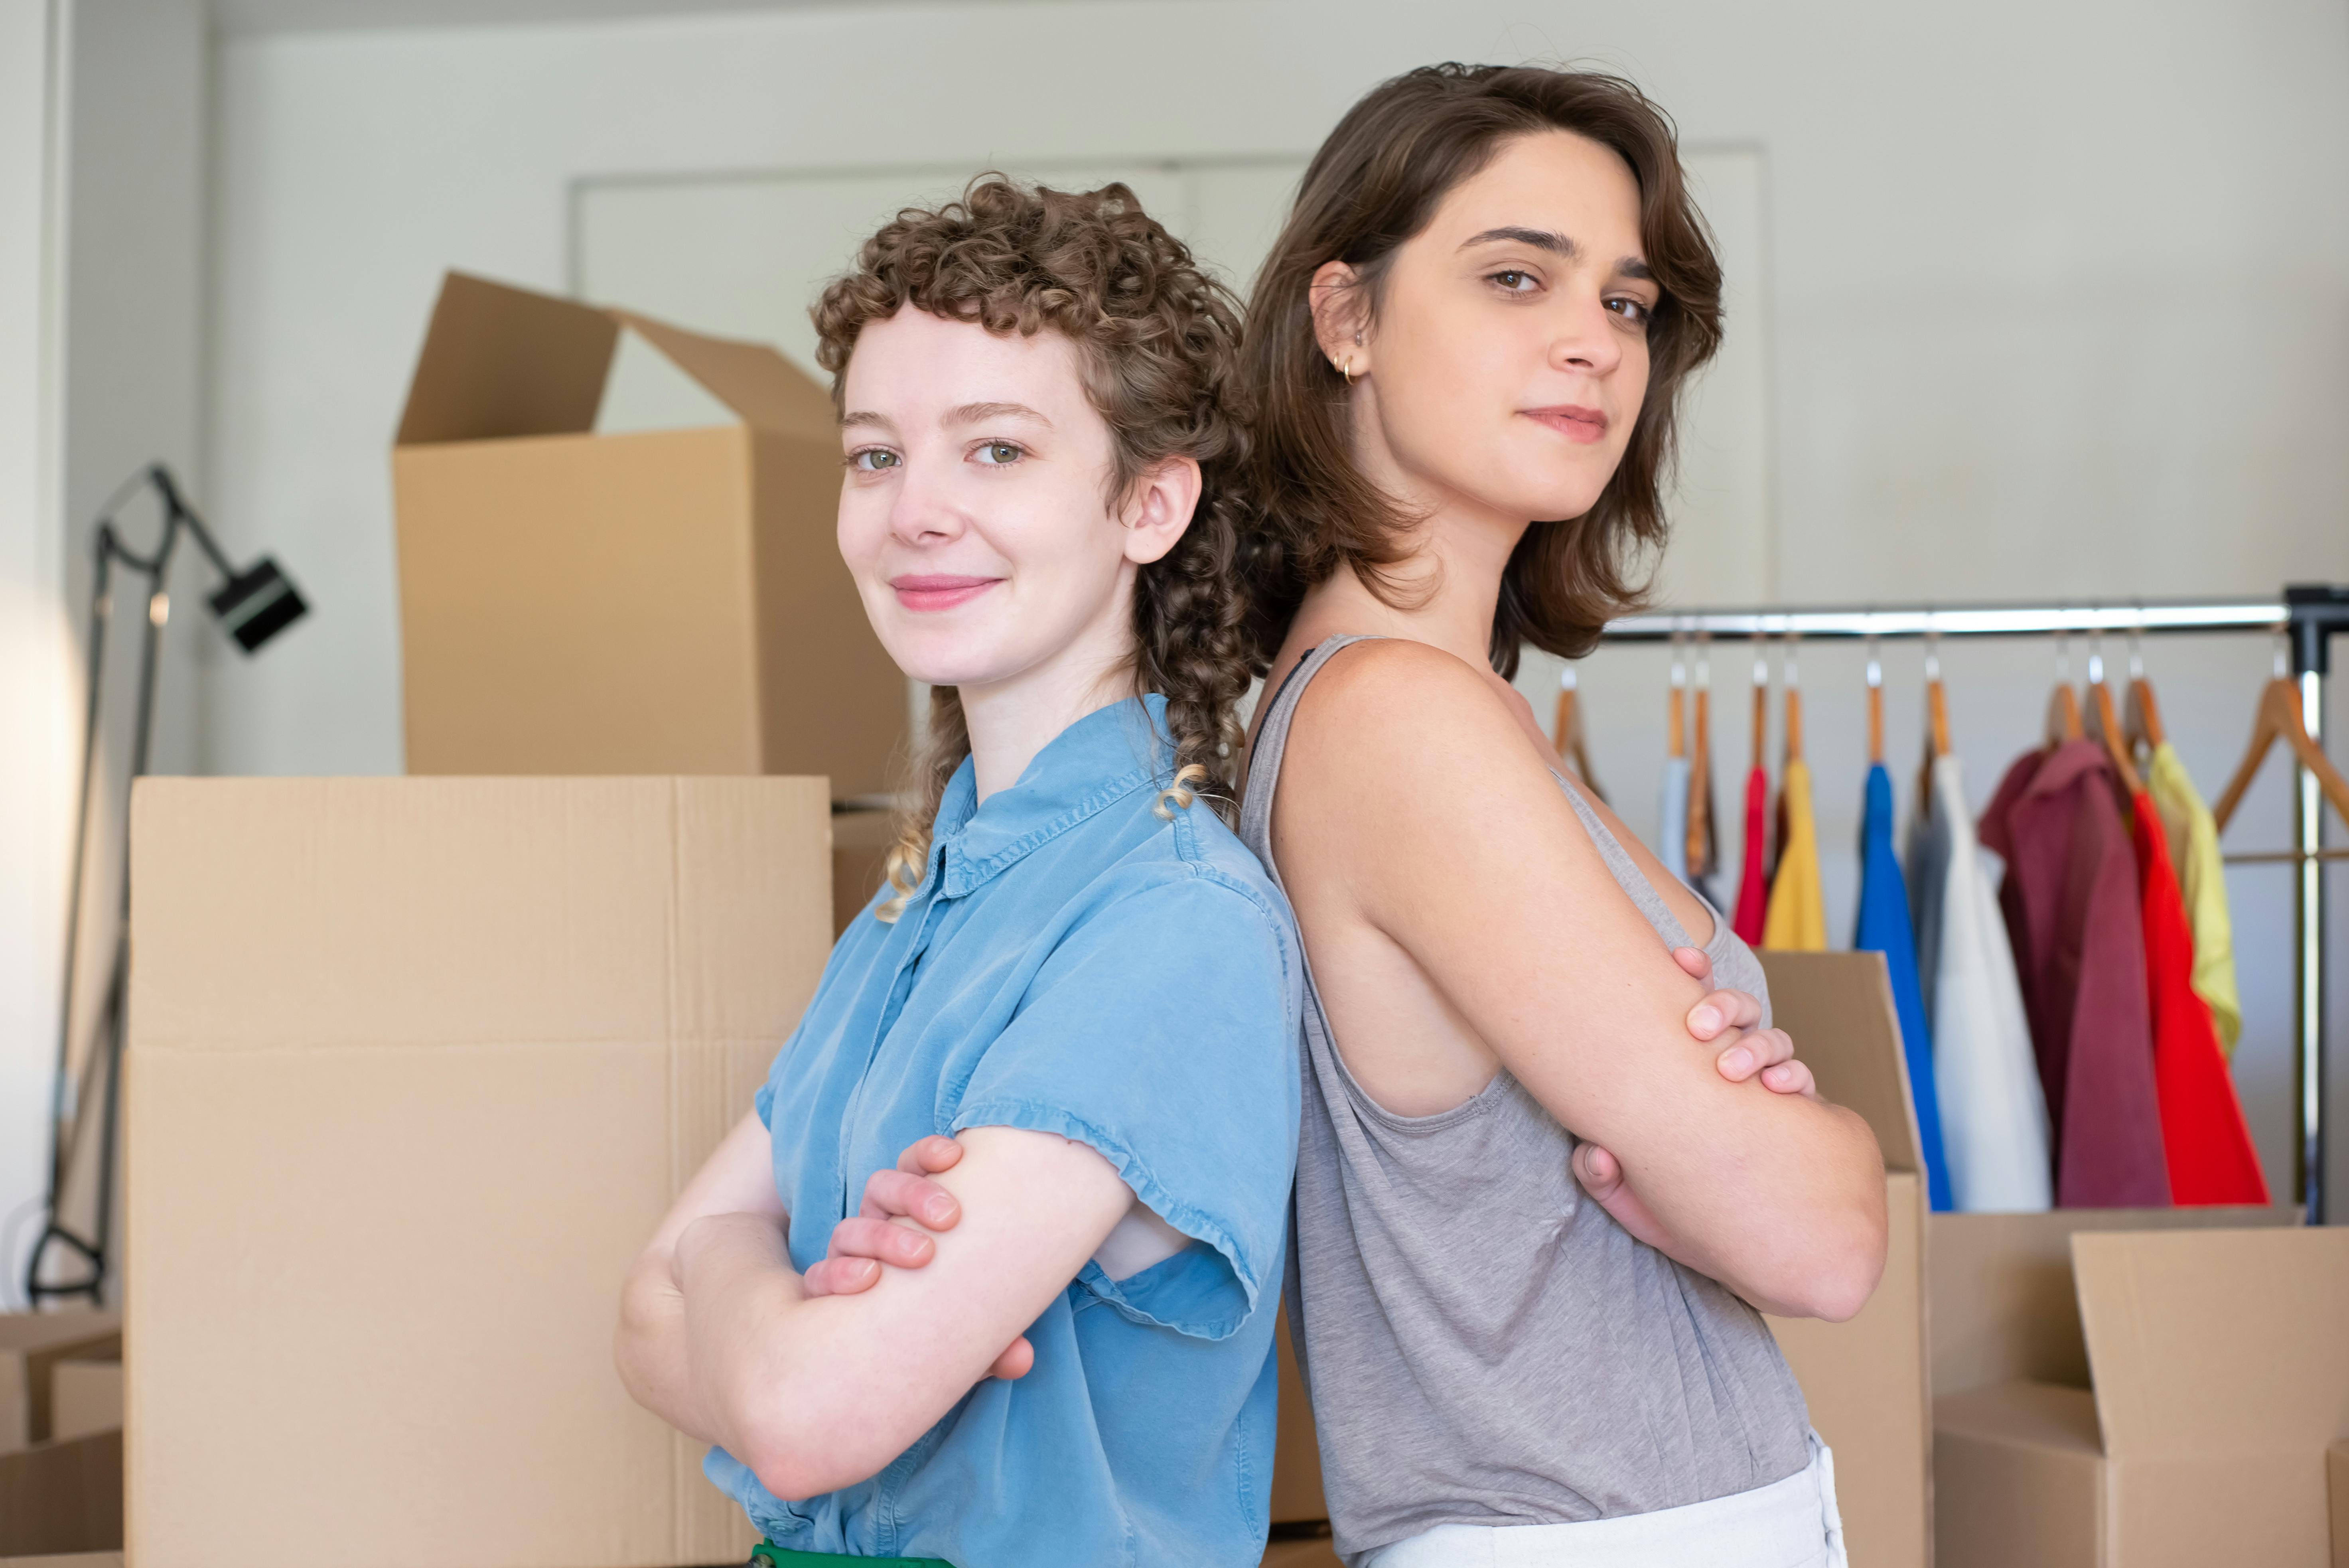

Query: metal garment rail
[[1598, 587, 2349, 1223]]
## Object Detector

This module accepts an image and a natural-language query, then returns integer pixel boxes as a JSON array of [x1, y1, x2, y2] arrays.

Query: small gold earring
[[1342, 358, 1357, 385]]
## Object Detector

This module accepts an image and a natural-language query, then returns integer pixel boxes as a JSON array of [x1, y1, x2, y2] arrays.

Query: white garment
[[1659, 755, 1692, 887], [1905, 753, 2052, 1212], [1363, 1429, 1844, 1568]]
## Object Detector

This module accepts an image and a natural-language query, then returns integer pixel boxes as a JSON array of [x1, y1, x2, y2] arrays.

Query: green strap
[[751, 1541, 954, 1568]]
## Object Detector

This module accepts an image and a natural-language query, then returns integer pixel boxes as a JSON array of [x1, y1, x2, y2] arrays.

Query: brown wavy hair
[[1239, 64, 1724, 677], [814, 177, 1256, 920]]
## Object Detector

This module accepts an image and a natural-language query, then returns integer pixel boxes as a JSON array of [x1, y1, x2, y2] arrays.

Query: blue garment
[[1856, 763, 1954, 1211], [708, 694, 1304, 1568]]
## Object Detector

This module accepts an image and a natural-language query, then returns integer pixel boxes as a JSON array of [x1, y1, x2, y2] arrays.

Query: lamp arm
[[147, 463, 236, 581]]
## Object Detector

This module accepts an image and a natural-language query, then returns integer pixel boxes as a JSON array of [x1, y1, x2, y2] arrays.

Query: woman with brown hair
[[613, 179, 1302, 1568], [1235, 66, 1886, 1566]]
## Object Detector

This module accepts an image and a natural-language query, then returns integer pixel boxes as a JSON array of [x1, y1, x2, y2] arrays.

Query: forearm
[[1610, 1092, 1886, 1319], [615, 1252, 729, 1445]]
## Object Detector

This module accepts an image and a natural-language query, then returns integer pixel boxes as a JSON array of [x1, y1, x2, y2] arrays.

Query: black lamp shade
[[207, 557, 307, 652]]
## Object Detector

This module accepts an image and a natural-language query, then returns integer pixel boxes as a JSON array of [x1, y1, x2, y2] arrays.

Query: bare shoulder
[[1288, 637, 1532, 771]]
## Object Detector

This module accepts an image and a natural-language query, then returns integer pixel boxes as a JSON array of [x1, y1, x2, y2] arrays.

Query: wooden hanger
[[2211, 677, 2349, 834], [1782, 637, 1805, 765], [1667, 640, 1688, 762], [1917, 634, 1951, 818], [2083, 650, 2146, 797], [1748, 638, 1768, 773], [2043, 631, 2084, 749], [1686, 636, 1714, 877], [1865, 641, 1884, 766], [1553, 665, 1603, 801], [2124, 673, 2168, 754]]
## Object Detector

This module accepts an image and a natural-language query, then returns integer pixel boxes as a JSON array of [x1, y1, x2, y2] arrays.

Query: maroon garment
[[1978, 740, 2171, 1207]]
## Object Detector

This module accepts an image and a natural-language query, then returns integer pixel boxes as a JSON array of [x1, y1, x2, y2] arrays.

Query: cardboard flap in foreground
[[1757, 950, 1921, 1173], [396, 272, 619, 446], [2074, 1226, 2349, 1459], [611, 310, 835, 439]]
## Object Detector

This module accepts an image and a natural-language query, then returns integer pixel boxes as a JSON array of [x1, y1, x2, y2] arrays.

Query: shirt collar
[[926, 693, 1172, 899]]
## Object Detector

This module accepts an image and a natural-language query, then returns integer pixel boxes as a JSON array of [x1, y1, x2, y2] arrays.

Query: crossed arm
[[1284, 641, 1886, 1319], [613, 1116, 1134, 1501]]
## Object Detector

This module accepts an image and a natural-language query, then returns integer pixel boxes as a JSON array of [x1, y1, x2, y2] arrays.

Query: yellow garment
[[1762, 757, 1826, 951], [2148, 740, 2242, 1055]]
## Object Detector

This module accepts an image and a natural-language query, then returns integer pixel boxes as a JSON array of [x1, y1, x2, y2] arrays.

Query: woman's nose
[[1550, 294, 1625, 378], [888, 463, 966, 545]]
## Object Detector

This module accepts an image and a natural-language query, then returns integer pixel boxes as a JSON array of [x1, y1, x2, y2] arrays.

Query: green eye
[[851, 448, 900, 471], [975, 441, 1024, 465]]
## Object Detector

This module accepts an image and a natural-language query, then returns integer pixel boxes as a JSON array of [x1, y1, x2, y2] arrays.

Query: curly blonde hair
[[813, 177, 1256, 921]]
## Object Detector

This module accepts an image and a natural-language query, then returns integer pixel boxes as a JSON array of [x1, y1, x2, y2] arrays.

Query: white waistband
[[1361, 1430, 1846, 1568]]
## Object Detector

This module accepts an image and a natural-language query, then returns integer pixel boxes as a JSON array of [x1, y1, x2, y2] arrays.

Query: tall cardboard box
[[393, 272, 905, 797], [1759, 951, 1931, 1568], [1935, 1227, 2349, 1568], [126, 777, 833, 1568]]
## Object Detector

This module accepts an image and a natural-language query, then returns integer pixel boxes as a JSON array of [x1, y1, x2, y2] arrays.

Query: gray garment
[[1240, 636, 1813, 1566]]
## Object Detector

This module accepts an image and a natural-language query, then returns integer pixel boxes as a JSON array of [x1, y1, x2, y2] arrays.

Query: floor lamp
[[24, 463, 308, 1307]]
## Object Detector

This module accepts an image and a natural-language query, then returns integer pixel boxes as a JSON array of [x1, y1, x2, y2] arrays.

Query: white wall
[[0, 0, 73, 1303]]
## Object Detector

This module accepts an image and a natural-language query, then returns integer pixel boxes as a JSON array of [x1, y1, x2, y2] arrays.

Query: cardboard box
[[394, 272, 905, 798], [49, 1359, 120, 1445], [0, 1557, 122, 1567], [1935, 1227, 2349, 1568], [126, 777, 833, 1568], [0, 1312, 118, 1454], [831, 805, 896, 935], [0, 1429, 121, 1558], [2329, 1440, 2348, 1568], [1268, 1313, 1327, 1526], [1928, 1200, 2297, 1398], [1758, 951, 1931, 1568]]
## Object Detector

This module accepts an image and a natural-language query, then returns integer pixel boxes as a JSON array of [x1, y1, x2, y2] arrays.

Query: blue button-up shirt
[[706, 694, 1303, 1568]]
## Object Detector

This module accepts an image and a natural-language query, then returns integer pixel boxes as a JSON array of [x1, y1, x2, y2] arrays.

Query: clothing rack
[[1598, 586, 2349, 1223]]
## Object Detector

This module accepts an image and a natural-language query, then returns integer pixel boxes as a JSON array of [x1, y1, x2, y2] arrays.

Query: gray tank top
[[1241, 636, 1811, 1564]]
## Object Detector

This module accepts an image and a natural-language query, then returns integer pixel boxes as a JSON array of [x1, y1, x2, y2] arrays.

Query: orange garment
[[1732, 765, 1768, 945], [2128, 791, 2269, 1205]]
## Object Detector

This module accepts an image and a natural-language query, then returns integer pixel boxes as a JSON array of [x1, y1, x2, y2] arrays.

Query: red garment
[[1732, 764, 1768, 946], [2128, 791, 2270, 1204], [1979, 742, 2170, 1207]]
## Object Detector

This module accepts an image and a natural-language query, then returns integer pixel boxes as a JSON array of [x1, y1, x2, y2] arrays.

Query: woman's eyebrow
[[946, 401, 1054, 428], [1460, 225, 1577, 256], [839, 409, 893, 430]]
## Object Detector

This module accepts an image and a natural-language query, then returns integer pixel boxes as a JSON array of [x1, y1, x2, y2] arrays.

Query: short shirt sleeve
[[950, 868, 1301, 1341]]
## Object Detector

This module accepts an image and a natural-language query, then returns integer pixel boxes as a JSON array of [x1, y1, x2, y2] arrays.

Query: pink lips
[[1525, 405, 1610, 445], [890, 574, 1002, 612]]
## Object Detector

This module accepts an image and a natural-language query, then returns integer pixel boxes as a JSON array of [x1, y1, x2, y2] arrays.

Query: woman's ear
[[1309, 260, 1370, 382], [1118, 454, 1203, 566]]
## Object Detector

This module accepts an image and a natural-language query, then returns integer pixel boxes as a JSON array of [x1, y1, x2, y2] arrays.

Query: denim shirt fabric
[[704, 695, 1304, 1568]]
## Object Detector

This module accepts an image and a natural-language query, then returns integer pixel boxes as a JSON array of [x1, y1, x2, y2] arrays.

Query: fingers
[[897, 1134, 964, 1177], [826, 1214, 936, 1270], [1686, 985, 1765, 1042], [859, 1168, 961, 1230], [1761, 1057, 1816, 1098], [987, 1336, 1035, 1381], [1671, 946, 1715, 986], [801, 1256, 880, 1298], [1717, 1026, 1793, 1083], [1570, 1139, 1624, 1200]]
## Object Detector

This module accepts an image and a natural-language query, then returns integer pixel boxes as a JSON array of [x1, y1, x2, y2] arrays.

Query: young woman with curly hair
[[1232, 66, 1887, 1566], [614, 178, 1300, 1568]]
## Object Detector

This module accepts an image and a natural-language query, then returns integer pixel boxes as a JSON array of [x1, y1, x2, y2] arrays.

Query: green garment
[[2147, 741, 2242, 1056], [752, 1544, 953, 1567]]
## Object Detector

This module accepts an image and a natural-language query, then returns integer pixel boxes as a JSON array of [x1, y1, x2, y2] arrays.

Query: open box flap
[[2075, 1227, 2349, 1460], [396, 272, 618, 446], [610, 310, 835, 439], [1757, 950, 1921, 1174]]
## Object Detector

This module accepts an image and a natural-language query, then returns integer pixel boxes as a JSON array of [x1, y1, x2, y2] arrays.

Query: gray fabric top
[[1240, 636, 1811, 1564]]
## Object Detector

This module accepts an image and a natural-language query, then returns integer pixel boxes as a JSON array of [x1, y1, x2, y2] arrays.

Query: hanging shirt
[[1762, 758, 1825, 951], [711, 694, 1305, 1568], [1906, 754, 2053, 1212], [1660, 755, 1692, 887], [1733, 765, 1769, 946], [2145, 742, 2242, 1057], [2128, 791, 2270, 1205], [1978, 742, 2170, 1208], [1855, 763, 1953, 1211]]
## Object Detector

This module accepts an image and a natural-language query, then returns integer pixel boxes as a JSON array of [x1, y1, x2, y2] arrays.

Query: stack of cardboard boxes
[[0, 1312, 122, 1559]]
